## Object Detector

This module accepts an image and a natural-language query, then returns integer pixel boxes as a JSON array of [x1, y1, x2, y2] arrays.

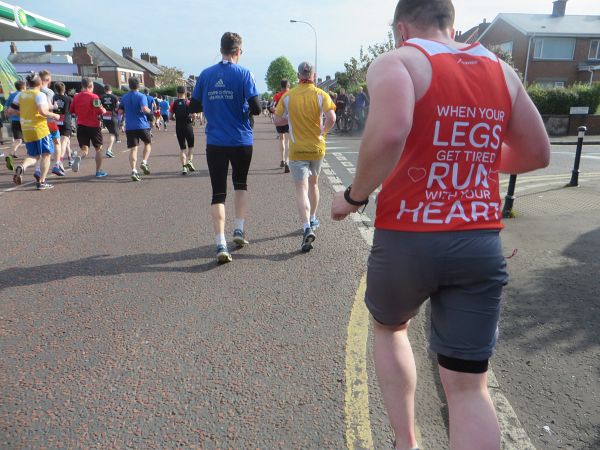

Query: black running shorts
[[176, 124, 194, 150], [76, 125, 103, 148], [11, 121, 23, 140], [206, 144, 253, 204], [126, 129, 152, 148], [276, 125, 289, 134]]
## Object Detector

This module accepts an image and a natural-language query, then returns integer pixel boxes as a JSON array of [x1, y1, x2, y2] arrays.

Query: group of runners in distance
[[1, 0, 555, 447]]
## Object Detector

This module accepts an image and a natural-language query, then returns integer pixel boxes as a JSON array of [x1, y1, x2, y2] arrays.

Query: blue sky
[[1, 0, 598, 92]]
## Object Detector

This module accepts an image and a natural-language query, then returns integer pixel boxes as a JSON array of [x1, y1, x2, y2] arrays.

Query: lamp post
[[290, 19, 317, 79]]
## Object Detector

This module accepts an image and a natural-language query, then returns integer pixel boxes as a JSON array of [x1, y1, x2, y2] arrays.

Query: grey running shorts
[[289, 159, 323, 182], [365, 228, 508, 361]]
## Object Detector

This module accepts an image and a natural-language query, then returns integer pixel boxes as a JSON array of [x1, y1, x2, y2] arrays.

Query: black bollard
[[566, 126, 587, 187], [502, 174, 518, 218]]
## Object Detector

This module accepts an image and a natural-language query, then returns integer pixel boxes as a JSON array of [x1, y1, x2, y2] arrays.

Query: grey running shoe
[[140, 162, 150, 175], [233, 229, 249, 247], [131, 171, 141, 182], [182, 166, 189, 175], [36, 182, 54, 190], [13, 165, 23, 185], [301, 227, 316, 252], [186, 161, 196, 172], [216, 245, 232, 264], [71, 155, 82, 172]]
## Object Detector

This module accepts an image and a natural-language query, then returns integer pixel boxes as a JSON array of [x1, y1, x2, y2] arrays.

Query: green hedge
[[527, 83, 600, 115], [150, 85, 178, 97]]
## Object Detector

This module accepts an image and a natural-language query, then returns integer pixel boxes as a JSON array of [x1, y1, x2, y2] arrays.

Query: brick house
[[474, 0, 600, 87], [121, 47, 163, 88], [80, 42, 145, 89]]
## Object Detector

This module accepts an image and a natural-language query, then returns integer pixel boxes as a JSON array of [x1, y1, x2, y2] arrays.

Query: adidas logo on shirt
[[215, 79, 226, 88]]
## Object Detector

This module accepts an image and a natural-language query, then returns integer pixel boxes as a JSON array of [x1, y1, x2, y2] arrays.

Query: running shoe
[[33, 169, 41, 182], [284, 163, 290, 173], [140, 162, 150, 175], [71, 155, 82, 172], [216, 245, 232, 264], [95, 170, 108, 178], [186, 161, 196, 172], [52, 165, 65, 177], [310, 218, 320, 229], [131, 171, 141, 182], [301, 227, 316, 253], [182, 166, 189, 175], [68, 159, 74, 167], [233, 229, 249, 247], [5, 155, 14, 171], [13, 165, 23, 185], [106, 150, 114, 158], [280, 160, 285, 168], [36, 181, 54, 190]]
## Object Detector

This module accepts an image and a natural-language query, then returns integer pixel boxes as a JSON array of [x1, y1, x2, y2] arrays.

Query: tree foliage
[[336, 32, 395, 92], [489, 46, 523, 80], [265, 56, 298, 94], [155, 66, 185, 87]]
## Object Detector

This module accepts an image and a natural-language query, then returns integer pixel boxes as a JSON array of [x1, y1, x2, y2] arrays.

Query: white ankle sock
[[234, 218, 245, 231], [303, 222, 311, 231], [310, 214, 317, 222], [215, 234, 227, 247]]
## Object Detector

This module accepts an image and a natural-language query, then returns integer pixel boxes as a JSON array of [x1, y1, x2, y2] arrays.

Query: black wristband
[[344, 185, 369, 206]]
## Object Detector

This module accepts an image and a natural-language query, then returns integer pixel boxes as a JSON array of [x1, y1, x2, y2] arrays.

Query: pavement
[[0, 119, 598, 449]]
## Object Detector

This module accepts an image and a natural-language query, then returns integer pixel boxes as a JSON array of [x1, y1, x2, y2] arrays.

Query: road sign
[[570, 107, 590, 115]]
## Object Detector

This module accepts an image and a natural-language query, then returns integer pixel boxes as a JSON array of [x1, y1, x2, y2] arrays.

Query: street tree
[[265, 56, 298, 94], [155, 66, 185, 87]]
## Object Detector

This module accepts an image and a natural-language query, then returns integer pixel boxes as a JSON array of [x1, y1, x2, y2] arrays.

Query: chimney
[[10, 42, 17, 54], [141, 52, 150, 62], [149, 56, 158, 65], [552, 0, 567, 17], [72, 43, 93, 65], [317, 77, 322, 84], [122, 47, 133, 58], [326, 75, 331, 81], [44, 44, 53, 53]]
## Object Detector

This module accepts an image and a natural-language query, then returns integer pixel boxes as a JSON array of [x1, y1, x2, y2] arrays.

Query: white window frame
[[589, 40, 600, 60], [498, 41, 513, 55], [533, 37, 575, 61]]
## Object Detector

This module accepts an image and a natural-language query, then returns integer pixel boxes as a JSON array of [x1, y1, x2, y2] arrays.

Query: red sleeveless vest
[[375, 38, 512, 232]]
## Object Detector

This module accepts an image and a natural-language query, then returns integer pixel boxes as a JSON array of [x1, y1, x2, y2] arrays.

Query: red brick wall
[[99, 69, 119, 88], [480, 19, 598, 86]]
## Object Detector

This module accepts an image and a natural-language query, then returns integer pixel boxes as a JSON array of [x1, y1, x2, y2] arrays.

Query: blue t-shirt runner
[[120, 91, 150, 131], [159, 100, 169, 117], [6, 91, 21, 121], [192, 61, 259, 146]]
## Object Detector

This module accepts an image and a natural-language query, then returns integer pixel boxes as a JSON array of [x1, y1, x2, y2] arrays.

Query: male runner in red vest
[[332, 1, 550, 449]]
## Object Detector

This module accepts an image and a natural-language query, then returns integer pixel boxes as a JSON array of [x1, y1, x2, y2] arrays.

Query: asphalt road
[[1, 120, 598, 449]]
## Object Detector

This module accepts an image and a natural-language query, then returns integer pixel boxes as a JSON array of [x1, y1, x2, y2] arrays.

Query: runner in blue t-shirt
[[119, 78, 152, 181], [159, 97, 170, 130], [190, 31, 261, 264], [4, 80, 25, 170], [143, 88, 156, 131]]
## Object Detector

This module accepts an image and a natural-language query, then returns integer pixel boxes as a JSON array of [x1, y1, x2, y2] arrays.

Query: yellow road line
[[345, 274, 374, 449], [344, 275, 423, 449]]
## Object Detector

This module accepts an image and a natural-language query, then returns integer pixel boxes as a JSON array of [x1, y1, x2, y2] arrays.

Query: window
[[533, 37, 575, 60], [590, 40, 600, 60], [120, 71, 126, 82], [498, 41, 513, 55], [535, 79, 567, 88]]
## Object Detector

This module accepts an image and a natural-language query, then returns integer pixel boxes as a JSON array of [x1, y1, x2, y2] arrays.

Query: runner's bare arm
[[38, 102, 60, 121], [332, 52, 415, 220], [499, 61, 550, 174], [273, 113, 288, 126], [322, 109, 336, 134]]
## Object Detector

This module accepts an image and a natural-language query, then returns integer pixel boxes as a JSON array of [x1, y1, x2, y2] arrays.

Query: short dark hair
[[393, 0, 455, 30], [143, 88, 150, 94], [54, 81, 66, 94], [220, 32, 242, 55], [81, 78, 93, 89], [104, 84, 112, 93], [14, 80, 25, 90], [280, 79, 289, 89], [176, 86, 186, 94], [129, 77, 140, 90]]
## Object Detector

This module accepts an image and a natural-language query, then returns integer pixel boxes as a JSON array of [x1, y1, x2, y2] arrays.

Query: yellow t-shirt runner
[[275, 83, 335, 161], [14, 89, 51, 143]]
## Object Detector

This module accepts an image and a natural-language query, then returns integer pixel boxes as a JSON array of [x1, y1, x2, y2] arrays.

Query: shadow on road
[[0, 232, 301, 291], [502, 226, 600, 358]]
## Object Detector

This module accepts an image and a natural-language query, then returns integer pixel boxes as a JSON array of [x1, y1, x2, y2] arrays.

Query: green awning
[[0, 56, 19, 98], [0, 1, 70, 42]]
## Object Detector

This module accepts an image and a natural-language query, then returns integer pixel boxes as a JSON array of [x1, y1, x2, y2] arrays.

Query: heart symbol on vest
[[408, 167, 427, 183]]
